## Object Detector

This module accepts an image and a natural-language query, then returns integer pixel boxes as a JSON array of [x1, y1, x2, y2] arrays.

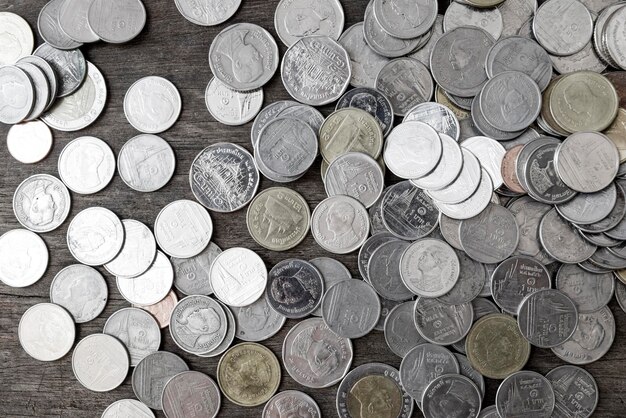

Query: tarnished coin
[[518, 289, 578, 347], [38, 0, 83, 50], [556, 264, 614, 313], [33, 43, 86, 97], [0, 12, 34, 65], [282, 35, 351, 105], [423, 374, 482, 418], [311, 195, 370, 254], [233, 295, 285, 342], [0, 65, 33, 124], [381, 181, 439, 240], [199, 300, 236, 358], [205, 77, 263, 126], [175, 0, 241, 26], [50, 264, 107, 323], [491, 256, 551, 314], [154, 200, 213, 259], [264, 391, 320, 418], [427, 148, 482, 204], [162, 371, 221, 418], [414, 297, 474, 345], [533, 0, 592, 56], [539, 208, 597, 264], [496, 371, 555, 417], [67, 207, 124, 266], [170, 295, 227, 355], [171, 242, 221, 296], [400, 238, 460, 297], [116, 251, 174, 306], [319, 108, 383, 163], [0, 229, 48, 288], [132, 351, 189, 410], [557, 183, 617, 225], [336, 87, 394, 137], [546, 365, 599, 418], [13, 173, 71, 233], [399, 344, 459, 402], [373, 0, 438, 39], [88, 0, 146, 43], [384, 121, 442, 179], [325, 152, 384, 209], [6, 121, 53, 164], [384, 301, 426, 358], [19, 303, 74, 362], [118, 134, 175, 193], [210, 23, 278, 91], [124, 76, 181, 134], [136, 290, 178, 329], [376, 58, 434, 117], [58, 0, 100, 43], [101, 399, 155, 418], [552, 306, 615, 364], [438, 250, 487, 305], [190, 142, 259, 213], [104, 219, 156, 278], [465, 313, 530, 379], [217, 342, 281, 407], [338, 23, 389, 88], [368, 240, 413, 301], [363, 1, 423, 58], [461, 136, 506, 188], [444, 1, 503, 40], [210, 247, 267, 307], [274, 0, 344, 47], [72, 334, 129, 392], [266, 259, 324, 319], [321, 279, 380, 338], [283, 317, 353, 389], [58, 136, 115, 195], [103, 307, 161, 366]]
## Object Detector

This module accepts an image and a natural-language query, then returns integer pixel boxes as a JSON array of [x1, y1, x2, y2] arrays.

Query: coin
[[373, 0, 438, 39], [478, 405, 500, 418], [13, 173, 71, 233], [423, 374, 482, 418], [539, 208, 597, 264], [408, 15, 445, 69], [381, 181, 439, 240], [439, 214, 464, 250], [321, 279, 380, 338], [336, 87, 394, 136], [204, 76, 263, 126], [38, 0, 83, 50], [500, 145, 526, 194], [88, 0, 147, 43], [67, 207, 124, 266], [104, 219, 157, 278], [155, 200, 213, 258], [101, 399, 155, 418], [375, 58, 433, 117], [444, 1, 503, 40], [0, 65, 33, 124], [275, 0, 344, 46], [557, 183, 617, 225], [33, 43, 86, 97], [358, 232, 399, 282], [17, 55, 58, 109], [545, 365, 599, 418], [6, 121, 53, 164], [162, 371, 221, 418], [338, 23, 389, 88], [50, 264, 107, 323], [116, 251, 174, 306], [217, 342, 281, 407], [175, 0, 241, 26], [210, 247, 267, 307], [368, 240, 413, 301], [16, 62, 50, 121], [103, 307, 161, 366], [491, 256, 551, 314], [496, 371, 555, 417], [399, 343, 459, 402], [136, 290, 178, 329], [602, 5, 626, 70], [404, 102, 460, 141], [384, 301, 425, 358], [555, 264, 614, 315], [58, 136, 115, 195], [266, 259, 324, 319], [414, 297, 473, 345], [436, 168, 494, 220], [518, 289, 578, 347], [533, 0, 592, 56], [319, 108, 383, 163], [311, 195, 370, 254], [117, 134, 175, 192], [471, 94, 523, 140], [309, 257, 351, 316], [0, 12, 34, 65], [171, 242, 221, 296], [233, 295, 285, 342], [427, 149, 482, 204], [72, 334, 129, 392], [438, 250, 487, 305], [400, 238, 460, 297], [384, 122, 442, 179], [605, 108, 626, 163], [459, 203, 519, 263], [58, 0, 100, 43], [132, 351, 189, 410], [124, 76, 181, 133], [18, 303, 75, 362], [363, 1, 423, 58], [411, 134, 463, 193], [198, 300, 236, 358], [550, 41, 607, 75], [324, 152, 384, 209], [263, 390, 320, 418], [462, 136, 506, 188], [170, 295, 227, 355]]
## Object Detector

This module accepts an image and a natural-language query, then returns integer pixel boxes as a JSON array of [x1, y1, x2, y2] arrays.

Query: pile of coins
[[3, 0, 626, 417]]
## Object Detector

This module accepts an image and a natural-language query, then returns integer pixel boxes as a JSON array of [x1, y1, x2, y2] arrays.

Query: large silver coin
[[444, 1, 503, 40], [15, 62, 50, 121], [171, 242, 221, 296], [545, 365, 599, 418], [13, 173, 71, 233], [233, 295, 286, 342], [518, 289, 578, 347], [539, 208, 597, 264], [274, 0, 344, 47], [496, 371, 555, 417], [399, 344, 459, 402], [471, 93, 523, 140], [87, 0, 146, 43], [491, 256, 551, 315], [209, 23, 279, 91], [0, 229, 47, 288], [198, 300, 236, 358], [414, 297, 473, 345], [251, 100, 298, 146], [67, 207, 124, 266], [403, 102, 460, 141], [162, 371, 221, 418], [423, 374, 482, 418], [72, 334, 129, 392], [124, 76, 182, 134], [155, 200, 213, 258], [175, 0, 241, 26], [33, 43, 86, 97], [6, 120, 53, 164], [264, 391, 321, 418], [17, 55, 58, 109], [0, 65, 33, 124], [461, 135, 506, 188], [266, 259, 324, 319], [210, 247, 267, 307], [311, 195, 370, 254], [283, 317, 353, 388], [50, 264, 107, 323], [58, 136, 115, 195], [533, 0, 593, 56], [556, 264, 614, 313], [338, 23, 389, 88], [132, 351, 189, 410], [169, 295, 227, 355], [19, 303, 75, 362], [556, 183, 617, 225], [324, 152, 384, 209], [116, 251, 174, 306], [101, 399, 155, 418], [381, 181, 439, 240], [58, 0, 100, 43], [103, 307, 161, 366], [363, 1, 423, 58], [321, 279, 380, 338], [509, 196, 555, 264], [205, 77, 263, 126], [358, 232, 400, 282], [369, 240, 414, 301], [384, 301, 426, 358], [0, 12, 34, 65], [400, 238, 460, 297], [373, 0, 438, 39], [118, 134, 176, 193], [384, 121, 442, 179], [435, 168, 494, 220], [336, 87, 394, 136], [376, 58, 434, 117], [104, 219, 157, 278]]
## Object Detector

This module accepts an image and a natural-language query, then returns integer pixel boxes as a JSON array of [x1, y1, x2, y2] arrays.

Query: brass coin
[[435, 85, 470, 121], [217, 342, 281, 407], [604, 108, 626, 163], [319, 108, 383, 163], [465, 313, 530, 380], [347, 375, 403, 418]]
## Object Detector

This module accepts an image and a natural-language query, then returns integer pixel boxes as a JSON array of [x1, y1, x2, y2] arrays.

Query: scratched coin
[[210, 247, 268, 307], [118, 134, 176, 193], [162, 371, 221, 418], [321, 279, 380, 339], [72, 333, 129, 392], [19, 303, 75, 362], [205, 77, 263, 126], [103, 307, 161, 366], [496, 370, 555, 418], [101, 399, 155, 418], [58, 136, 115, 195], [171, 242, 222, 296], [87, 0, 147, 43], [132, 351, 189, 410], [399, 343, 460, 402], [517, 289, 578, 348], [169, 295, 227, 355], [124, 76, 181, 134], [175, 0, 241, 26], [67, 207, 124, 266], [50, 264, 107, 323], [545, 365, 599, 418], [13, 173, 71, 233], [154, 200, 213, 259]]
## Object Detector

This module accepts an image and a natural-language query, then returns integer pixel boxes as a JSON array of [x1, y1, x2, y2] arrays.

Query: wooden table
[[0, 0, 624, 417]]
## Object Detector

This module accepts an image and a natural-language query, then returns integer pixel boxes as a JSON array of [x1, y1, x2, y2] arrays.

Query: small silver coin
[[154, 200, 213, 259], [399, 344, 459, 402], [373, 0, 438, 39], [471, 93, 524, 140], [274, 0, 344, 47], [33, 43, 86, 97], [310, 257, 351, 317], [58, 136, 115, 195], [118, 134, 176, 192], [67, 207, 124, 266], [590, 246, 626, 270], [101, 399, 155, 418], [58, 0, 100, 43], [437, 249, 487, 305], [19, 303, 75, 362], [539, 208, 597, 264], [533, 0, 593, 56], [423, 374, 482, 418], [324, 152, 385, 209], [400, 238, 460, 298], [7, 120, 53, 164], [414, 297, 474, 345], [384, 301, 426, 358], [198, 300, 236, 358], [499, 0, 537, 38], [439, 214, 464, 250], [518, 289, 578, 348], [162, 371, 221, 418], [251, 100, 299, 147], [321, 279, 380, 339], [550, 41, 607, 75], [461, 135, 506, 189], [72, 334, 129, 392], [233, 295, 286, 342], [0, 12, 34, 65], [311, 195, 370, 254], [368, 191, 389, 235], [545, 365, 599, 418], [17, 55, 58, 109], [408, 14, 445, 69], [171, 242, 221, 296], [0, 65, 33, 124], [508, 196, 556, 264], [132, 351, 189, 410], [13, 173, 71, 233], [124, 76, 181, 134], [169, 295, 227, 355], [496, 371, 555, 418], [103, 307, 161, 366], [376, 297, 403, 332], [15, 62, 50, 121], [363, 1, 423, 58], [336, 87, 394, 136], [403, 102, 460, 141], [435, 168, 494, 220], [338, 23, 389, 88], [116, 251, 174, 306], [491, 256, 551, 315], [556, 183, 617, 225], [210, 247, 267, 307], [384, 121, 442, 179], [577, 182, 626, 233], [427, 148, 482, 204], [381, 181, 440, 240], [175, 0, 241, 26], [556, 264, 615, 314], [38, 0, 83, 50], [0, 229, 48, 288], [369, 240, 414, 301], [87, 0, 146, 43], [452, 356, 485, 399], [104, 219, 157, 278], [376, 57, 434, 117], [50, 264, 107, 323], [266, 259, 324, 319], [444, 1, 503, 40], [263, 390, 321, 418], [205, 77, 263, 126], [358, 232, 400, 282]]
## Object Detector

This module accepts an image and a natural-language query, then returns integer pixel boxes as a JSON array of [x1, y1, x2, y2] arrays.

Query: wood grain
[[0, 0, 625, 417]]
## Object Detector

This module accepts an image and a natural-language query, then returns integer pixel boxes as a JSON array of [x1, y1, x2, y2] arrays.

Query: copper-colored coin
[[605, 72, 626, 109], [135, 290, 178, 328], [501, 144, 526, 194]]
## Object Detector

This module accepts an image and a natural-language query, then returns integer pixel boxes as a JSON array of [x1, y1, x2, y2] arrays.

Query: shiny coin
[[33, 43, 86, 97], [217, 342, 281, 407], [384, 121, 442, 179], [533, 0, 592, 56], [155, 200, 213, 258], [274, 0, 344, 47], [461, 136, 506, 188], [324, 152, 384, 209], [171, 242, 221, 296], [67, 207, 124, 266], [104, 219, 156, 278], [423, 374, 482, 418], [72, 333, 129, 392], [175, 0, 240, 26], [205, 77, 263, 126], [368, 240, 413, 301], [414, 297, 474, 345], [136, 290, 178, 329], [381, 181, 439, 240], [311, 195, 370, 254], [375, 58, 433, 117], [0, 12, 34, 65], [545, 365, 599, 418], [373, 0, 438, 39], [13, 173, 71, 233], [0, 65, 33, 124], [58, 136, 115, 195], [162, 371, 221, 418], [336, 87, 394, 137], [132, 351, 189, 410], [539, 208, 597, 264], [400, 238, 460, 297], [101, 399, 155, 418], [103, 307, 161, 366], [438, 249, 487, 305], [338, 24, 389, 89], [491, 256, 551, 314], [411, 133, 463, 191], [427, 148, 482, 204], [87, 0, 146, 43], [496, 371, 555, 417], [435, 168, 494, 220], [58, 0, 100, 43], [6, 121, 53, 164], [263, 391, 320, 418], [17, 55, 58, 109], [210, 247, 267, 307], [251, 100, 299, 147], [15, 62, 49, 121], [116, 251, 174, 306], [500, 145, 526, 194], [38, 0, 82, 50], [19, 303, 74, 362], [266, 259, 324, 319], [50, 264, 107, 323], [556, 183, 617, 225], [118, 134, 175, 192], [444, 1, 503, 40], [399, 344, 459, 402], [517, 289, 578, 347], [170, 295, 227, 355], [233, 295, 286, 342], [403, 102, 460, 141], [321, 279, 380, 338], [384, 301, 426, 358], [319, 108, 383, 163], [124, 76, 181, 134], [556, 264, 614, 313]]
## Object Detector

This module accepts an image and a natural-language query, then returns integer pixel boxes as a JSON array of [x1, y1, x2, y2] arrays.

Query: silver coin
[[400, 238, 460, 297], [101, 399, 155, 418], [375, 297, 403, 332], [533, 0, 593, 56], [118, 134, 175, 193], [540, 208, 597, 264], [233, 295, 285, 342], [67, 207, 124, 266], [264, 390, 320, 418], [590, 246, 626, 269], [19, 303, 75, 362], [13, 173, 71, 233], [545, 365, 599, 418], [556, 183, 617, 225], [283, 317, 353, 388], [381, 181, 440, 240], [171, 241, 221, 296], [116, 251, 174, 306], [435, 168, 494, 220], [103, 307, 161, 366], [439, 213, 464, 250], [190, 142, 259, 212], [577, 181, 626, 233], [0, 12, 34, 65], [198, 300, 236, 358], [414, 297, 473, 345], [209, 23, 278, 91], [615, 279, 626, 313], [408, 14, 445, 69], [33, 43, 86, 97], [485, 37, 552, 89], [403, 102, 460, 141], [556, 263, 614, 314], [170, 295, 227, 355], [161, 371, 221, 418], [124, 76, 182, 134], [309, 257, 351, 317], [87, 0, 146, 43], [132, 351, 189, 410], [399, 343, 459, 402], [423, 374, 482, 418], [427, 148, 482, 204], [321, 279, 380, 338], [205, 76, 263, 126], [358, 232, 399, 282], [0, 65, 33, 124], [311, 195, 370, 254], [58, 0, 100, 43], [336, 87, 394, 136], [155, 200, 213, 258], [175, 0, 241, 26], [518, 289, 578, 347], [274, 0, 344, 47], [17, 55, 58, 109], [496, 370, 555, 417], [603, 5, 626, 70], [373, 0, 438, 39], [324, 152, 384, 209], [444, 1, 503, 40], [384, 301, 426, 357], [72, 333, 129, 392], [58, 136, 115, 195], [453, 354, 486, 396], [491, 256, 551, 314], [550, 41, 607, 75], [338, 23, 389, 88], [210, 247, 267, 307], [471, 91, 524, 141], [50, 264, 107, 323], [578, 230, 621, 247], [104, 219, 157, 278], [499, 0, 537, 38], [266, 259, 324, 319], [478, 405, 499, 418], [384, 121, 442, 179], [250, 100, 299, 147], [437, 249, 486, 305], [363, 1, 424, 58], [368, 191, 389, 234], [41, 61, 106, 131], [281, 35, 351, 105], [376, 58, 434, 117], [369, 240, 414, 301], [38, 0, 83, 50], [452, 297, 501, 353], [463, 136, 506, 188], [15, 62, 50, 121]]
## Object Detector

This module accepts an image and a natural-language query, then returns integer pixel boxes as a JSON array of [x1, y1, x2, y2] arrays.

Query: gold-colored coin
[[347, 375, 403, 418], [435, 85, 470, 121], [319, 108, 383, 164], [217, 342, 281, 407], [465, 313, 530, 380], [604, 108, 626, 163]]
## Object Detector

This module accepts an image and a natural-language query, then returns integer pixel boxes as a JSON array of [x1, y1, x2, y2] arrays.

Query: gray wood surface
[[0, 0, 625, 417]]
